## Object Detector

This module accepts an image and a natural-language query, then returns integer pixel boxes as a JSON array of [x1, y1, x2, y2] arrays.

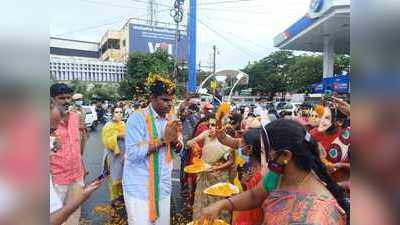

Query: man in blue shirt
[[123, 74, 183, 225]]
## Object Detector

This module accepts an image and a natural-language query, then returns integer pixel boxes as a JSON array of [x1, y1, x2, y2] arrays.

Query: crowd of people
[[49, 73, 350, 225]]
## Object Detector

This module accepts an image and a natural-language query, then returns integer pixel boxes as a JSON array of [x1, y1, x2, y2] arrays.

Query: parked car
[[277, 102, 300, 117], [275, 101, 287, 111], [82, 105, 98, 131]]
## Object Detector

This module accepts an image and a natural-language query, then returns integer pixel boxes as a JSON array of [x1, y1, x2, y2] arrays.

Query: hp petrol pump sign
[[309, 0, 323, 12]]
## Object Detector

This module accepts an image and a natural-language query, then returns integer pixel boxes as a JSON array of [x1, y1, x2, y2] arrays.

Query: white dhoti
[[124, 193, 171, 225], [53, 178, 84, 225]]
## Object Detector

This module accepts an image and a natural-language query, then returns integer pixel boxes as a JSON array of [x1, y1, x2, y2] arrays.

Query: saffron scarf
[[146, 108, 174, 221]]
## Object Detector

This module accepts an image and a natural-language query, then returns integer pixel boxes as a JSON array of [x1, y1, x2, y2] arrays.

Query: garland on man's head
[[146, 73, 176, 96]]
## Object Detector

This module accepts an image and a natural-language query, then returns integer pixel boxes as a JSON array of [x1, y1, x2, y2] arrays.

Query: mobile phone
[[323, 90, 333, 104], [95, 169, 110, 181]]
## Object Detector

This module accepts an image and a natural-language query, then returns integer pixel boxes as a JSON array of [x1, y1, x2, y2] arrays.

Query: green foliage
[[286, 55, 323, 91], [70, 80, 89, 97], [243, 51, 294, 93], [334, 55, 351, 75], [89, 83, 120, 101], [242, 51, 350, 93], [119, 49, 174, 99], [69, 80, 120, 102]]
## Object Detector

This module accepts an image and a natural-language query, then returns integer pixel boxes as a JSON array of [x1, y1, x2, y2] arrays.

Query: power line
[[127, 0, 170, 8], [200, 17, 274, 51], [198, 14, 268, 26], [54, 8, 170, 37], [199, 7, 270, 14], [79, 0, 148, 9], [199, 0, 257, 6], [196, 17, 259, 59], [54, 17, 126, 37]]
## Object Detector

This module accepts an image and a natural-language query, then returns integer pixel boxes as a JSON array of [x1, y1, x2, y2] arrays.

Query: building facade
[[50, 18, 188, 82], [99, 18, 188, 62], [50, 37, 126, 82], [50, 57, 126, 82], [50, 37, 100, 59]]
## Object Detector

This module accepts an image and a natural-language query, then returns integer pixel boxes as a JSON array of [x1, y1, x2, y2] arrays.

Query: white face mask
[[318, 108, 333, 132], [74, 100, 83, 106]]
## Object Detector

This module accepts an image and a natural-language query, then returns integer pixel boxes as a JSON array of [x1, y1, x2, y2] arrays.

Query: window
[[109, 39, 120, 50]]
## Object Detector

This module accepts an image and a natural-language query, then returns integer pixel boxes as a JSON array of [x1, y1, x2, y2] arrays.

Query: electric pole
[[148, 0, 159, 25], [187, 0, 197, 93], [212, 45, 216, 75], [170, 0, 184, 82]]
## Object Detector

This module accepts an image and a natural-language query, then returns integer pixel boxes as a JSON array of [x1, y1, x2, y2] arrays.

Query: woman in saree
[[232, 128, 264, 225], [101, 106, 126, 221], [184, 114, 214, 211], [187, 117, 234, 223], [310, 103, 350, 192], [201, 119, 349, 225]]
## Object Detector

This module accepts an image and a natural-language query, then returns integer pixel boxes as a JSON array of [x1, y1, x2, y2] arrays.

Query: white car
[[277, 102, 300, 117], [82, 105, 98, 130]]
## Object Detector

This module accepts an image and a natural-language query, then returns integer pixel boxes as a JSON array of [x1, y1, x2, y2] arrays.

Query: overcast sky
[[50, 0, 310, 70]]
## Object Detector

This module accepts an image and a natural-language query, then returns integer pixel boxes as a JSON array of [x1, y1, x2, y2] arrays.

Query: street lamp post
[[228, 71, 249, 101]]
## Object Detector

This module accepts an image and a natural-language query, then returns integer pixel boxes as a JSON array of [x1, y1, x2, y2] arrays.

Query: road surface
[[81, 127, 186, 225]]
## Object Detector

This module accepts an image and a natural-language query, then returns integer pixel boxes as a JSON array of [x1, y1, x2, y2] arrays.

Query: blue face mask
[[238, 147, 251, 163]]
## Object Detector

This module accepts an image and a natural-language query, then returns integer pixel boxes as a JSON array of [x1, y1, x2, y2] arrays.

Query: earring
[[283, 160, 288, 165]]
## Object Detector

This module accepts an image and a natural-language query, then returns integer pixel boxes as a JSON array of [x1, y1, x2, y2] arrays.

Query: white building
[[50, 37, 126, 82], [50, 57, 126, 82]]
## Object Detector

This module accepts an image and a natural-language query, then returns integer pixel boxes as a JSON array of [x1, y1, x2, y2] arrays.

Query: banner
[[307, 75, 350, 94], [129, 24, 188, 61], [323, 75, 350, 93]]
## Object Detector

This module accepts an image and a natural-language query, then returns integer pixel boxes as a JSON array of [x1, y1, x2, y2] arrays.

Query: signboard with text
[[129, 23, 188, 61]]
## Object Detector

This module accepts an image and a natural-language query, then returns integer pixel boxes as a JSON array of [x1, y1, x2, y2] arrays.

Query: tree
[[70, 80, 89, 98], [243, 50, 294, 94], [334, 55, 351, 75], [89, 83, 120, 101], [286, 55, 323, 91], [119, 49, 174, 99], [241, 50, 336, 93]]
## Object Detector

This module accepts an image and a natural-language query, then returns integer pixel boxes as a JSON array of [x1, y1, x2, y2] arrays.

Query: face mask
[[238, 147, 250, 163], [74, 100, 83, 107], [267, 152, 285, 174], [262, 170, 281, 192], [318, 118, 332, 132]]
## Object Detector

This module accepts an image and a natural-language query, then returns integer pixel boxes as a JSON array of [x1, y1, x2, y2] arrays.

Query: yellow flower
[[146, 72, 176, 95], [314, 104, 325, 118]]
